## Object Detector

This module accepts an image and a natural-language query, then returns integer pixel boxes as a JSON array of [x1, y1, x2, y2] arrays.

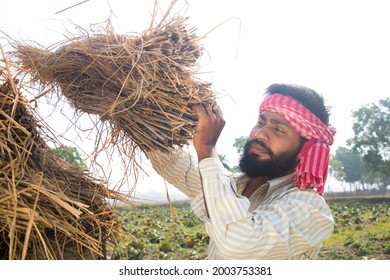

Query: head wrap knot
[[259, 94, 336, 195]]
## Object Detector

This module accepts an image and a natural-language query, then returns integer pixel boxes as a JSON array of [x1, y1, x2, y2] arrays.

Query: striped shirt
[[147, 149, 334, 260]]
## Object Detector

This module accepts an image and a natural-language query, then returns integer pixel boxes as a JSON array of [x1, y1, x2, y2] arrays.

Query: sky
[[1, 0, 389, 199]]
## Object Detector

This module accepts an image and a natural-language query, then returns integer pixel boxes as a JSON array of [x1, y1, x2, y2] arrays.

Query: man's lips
[[250, 143, 269, 156]]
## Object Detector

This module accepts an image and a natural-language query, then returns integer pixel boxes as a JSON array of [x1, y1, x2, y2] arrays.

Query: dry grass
[[0, 50, 128, 260], [12, 12, 216, 155], [0, 0, 217, 259]]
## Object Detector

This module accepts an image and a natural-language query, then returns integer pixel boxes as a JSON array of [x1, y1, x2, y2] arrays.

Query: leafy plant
[[108, 198, 390, 260]]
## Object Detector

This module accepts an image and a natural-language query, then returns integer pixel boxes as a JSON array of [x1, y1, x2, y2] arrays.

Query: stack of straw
[[12, 15, 216, 154], [0, 59, 126, 259], [1, 1, 217, 259]]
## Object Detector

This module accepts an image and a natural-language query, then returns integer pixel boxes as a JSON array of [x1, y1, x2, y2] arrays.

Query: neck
[[243, 168, 295, 198], [242, 176, 270, 198], [249, 176, 270, 188]]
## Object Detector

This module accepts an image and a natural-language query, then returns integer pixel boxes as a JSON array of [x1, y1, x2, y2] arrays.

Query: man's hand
[[191, 102, 225, 162]]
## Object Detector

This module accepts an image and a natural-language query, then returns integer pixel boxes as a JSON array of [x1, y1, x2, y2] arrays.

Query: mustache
[[246, 139, 274, 157]]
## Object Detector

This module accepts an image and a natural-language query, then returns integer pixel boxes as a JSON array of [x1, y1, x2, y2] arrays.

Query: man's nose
[[254, 126, 269, 142]]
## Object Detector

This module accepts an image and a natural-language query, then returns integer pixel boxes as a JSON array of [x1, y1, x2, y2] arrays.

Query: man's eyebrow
[[259, 112, 291, 128], [271, 118, 291, 128]]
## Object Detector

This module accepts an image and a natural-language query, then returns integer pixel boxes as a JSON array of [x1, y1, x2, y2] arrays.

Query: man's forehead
[[259, 110, 291, 126]]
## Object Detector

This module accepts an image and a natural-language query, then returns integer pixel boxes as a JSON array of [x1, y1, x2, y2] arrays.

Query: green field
[[107, 196, 390, 260]]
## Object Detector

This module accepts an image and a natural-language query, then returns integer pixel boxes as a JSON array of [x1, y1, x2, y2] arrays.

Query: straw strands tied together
[[13, 15, 217, 156], [0, 1, 218, 259], [0, 58, 127, 259]]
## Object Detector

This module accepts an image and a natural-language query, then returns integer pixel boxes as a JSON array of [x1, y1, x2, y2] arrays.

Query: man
[[146, 83, 336, 259]]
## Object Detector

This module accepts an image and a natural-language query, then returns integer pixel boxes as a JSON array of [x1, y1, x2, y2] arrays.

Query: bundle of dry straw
[[0, 57, 126, 259], [12, 14, 216, 154]]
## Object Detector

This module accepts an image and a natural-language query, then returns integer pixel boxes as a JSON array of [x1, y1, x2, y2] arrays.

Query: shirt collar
[[235, 172, 295, 196]]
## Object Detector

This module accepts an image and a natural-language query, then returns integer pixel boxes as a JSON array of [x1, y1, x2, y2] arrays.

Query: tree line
[[331, 97, 389, 193]]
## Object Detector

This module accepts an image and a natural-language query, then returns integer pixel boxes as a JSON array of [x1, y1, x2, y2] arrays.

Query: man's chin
[[240, 155, 293, 178]]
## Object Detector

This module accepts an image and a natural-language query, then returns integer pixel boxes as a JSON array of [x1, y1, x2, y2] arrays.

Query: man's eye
[[257, 121, 264, 126], [275, 127, 284, 133]]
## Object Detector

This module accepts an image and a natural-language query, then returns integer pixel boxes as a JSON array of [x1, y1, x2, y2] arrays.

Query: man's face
[[239, 111, 303, 178]]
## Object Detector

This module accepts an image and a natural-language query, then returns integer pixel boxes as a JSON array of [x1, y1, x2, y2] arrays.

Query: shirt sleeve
[[199, 157, 334, 259], [145, 149, 208, 217]]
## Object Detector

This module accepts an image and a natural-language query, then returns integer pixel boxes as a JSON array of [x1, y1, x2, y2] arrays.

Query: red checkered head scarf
[[259, 94, 336, 195]]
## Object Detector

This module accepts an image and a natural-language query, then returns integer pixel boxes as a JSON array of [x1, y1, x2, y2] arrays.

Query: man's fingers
[[192, 103, 206, 116], [192, 103, 214, 118], [211, 103, 223, 118]]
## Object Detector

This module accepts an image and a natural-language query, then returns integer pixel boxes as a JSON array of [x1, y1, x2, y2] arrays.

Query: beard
[[239, 139, 301, 179]]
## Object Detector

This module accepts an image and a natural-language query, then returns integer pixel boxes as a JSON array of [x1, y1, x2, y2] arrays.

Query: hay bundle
[[0, 61, 125, 259], [13, 15, 216, 153]]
